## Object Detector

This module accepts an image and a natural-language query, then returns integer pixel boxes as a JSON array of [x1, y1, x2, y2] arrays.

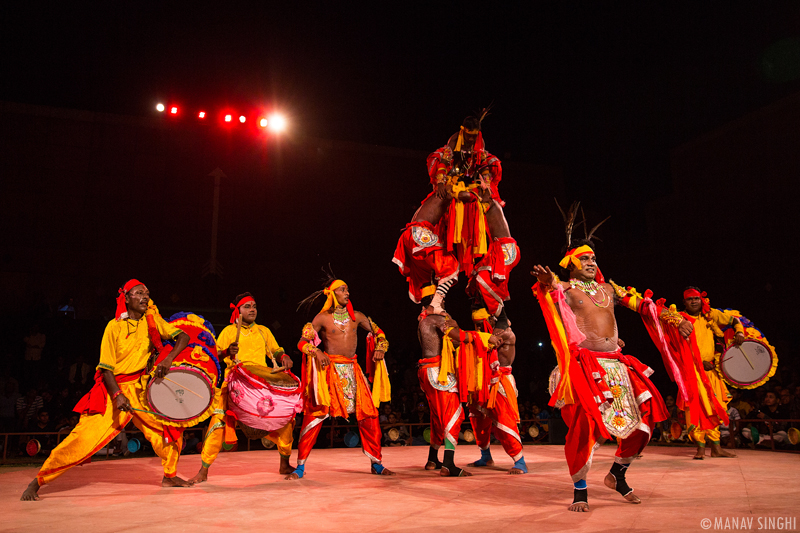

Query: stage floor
[[2, 444, 798, 532]]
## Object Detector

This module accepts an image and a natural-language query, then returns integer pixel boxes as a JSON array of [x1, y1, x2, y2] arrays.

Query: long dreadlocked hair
[[296, 265, 338, 316]]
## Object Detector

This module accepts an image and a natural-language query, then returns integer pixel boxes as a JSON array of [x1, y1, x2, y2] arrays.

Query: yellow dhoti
[[686, 366, 730, 446], [37, 376, 182, 486]]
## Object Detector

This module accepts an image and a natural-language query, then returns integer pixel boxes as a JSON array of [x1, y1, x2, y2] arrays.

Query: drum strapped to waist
[[226, 362, 303, 440], [716, 312, 778, 390], [145, 313, 221, 427]]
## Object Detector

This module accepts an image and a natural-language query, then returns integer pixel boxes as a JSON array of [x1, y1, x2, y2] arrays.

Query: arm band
[[659, 305, 684, 328], [369, 318, 389, 352]]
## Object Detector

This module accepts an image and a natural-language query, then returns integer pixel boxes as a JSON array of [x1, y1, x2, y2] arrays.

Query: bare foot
[[603, 473, 641, 504], [284, 472, 300, 480], [508, 467, 526, 475], [20, 479, 40, 501], [693, 446, 705, 460], [162, 476, 194, 487], [425, 460, 442, 470], [279, 455, 295, 475], [188, 467, 208, 484], [440, 466, 472, 477], [710, 444, 737, 458], [468, 459, 495, 468], [371, 464, 396, 476], [568, 501, 590, 512]]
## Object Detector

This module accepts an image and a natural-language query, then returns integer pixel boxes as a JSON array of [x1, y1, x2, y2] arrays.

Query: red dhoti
[[297, 353, 382, 465], [468, 237, 520, 316], [418, 356, 464, 448], [392, 221, 459, 303], [561, 348, 667, 481], [469, 366, 523, 461]]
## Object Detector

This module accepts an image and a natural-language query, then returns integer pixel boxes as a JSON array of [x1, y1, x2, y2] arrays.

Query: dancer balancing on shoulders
[[416, 286, 471, 477], [190, 292, 296, 483], [426, 111, 502, 276], [289, 277, 394, 479], [392, 185, 461, 316], [531, 205, 684, 512], [21, 280, 192, 501]]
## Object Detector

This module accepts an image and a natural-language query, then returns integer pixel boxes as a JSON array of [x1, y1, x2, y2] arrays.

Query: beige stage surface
[[2, 444, 798, 532]]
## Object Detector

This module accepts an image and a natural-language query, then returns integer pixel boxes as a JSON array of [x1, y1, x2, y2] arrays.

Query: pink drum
[[227, 363, 303, 432]]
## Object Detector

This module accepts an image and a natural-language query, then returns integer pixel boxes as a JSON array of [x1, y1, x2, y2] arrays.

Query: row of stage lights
[[155, 103, 287, 132]]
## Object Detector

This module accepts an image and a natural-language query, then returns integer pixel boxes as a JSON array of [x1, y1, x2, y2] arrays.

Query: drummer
[[190, 292, 296, 483], [21, 279, 193, 501], [668, 287, 744, 459]]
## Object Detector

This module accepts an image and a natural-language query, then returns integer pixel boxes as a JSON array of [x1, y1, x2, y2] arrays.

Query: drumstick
[[129, 406, 164, 417], [235, 316, 242, 343], [162, 376, 204, 398], [737, 345, 755, 369], [269, 366, 285, 374]]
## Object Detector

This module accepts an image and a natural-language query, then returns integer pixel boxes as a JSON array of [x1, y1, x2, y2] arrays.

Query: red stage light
[[239, 115, 246, 124], [156, 103, 165, 112], [170, 106, 178, 115], [224, 114, 232, 122], [198, 111, 206, 119], [259, 118, 268, 128]]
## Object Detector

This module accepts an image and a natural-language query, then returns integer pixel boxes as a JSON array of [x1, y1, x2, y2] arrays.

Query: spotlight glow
[[156, 103, 165, 112], [198, 111, 206, 119], [259, 118, 268, 128], [170, 106, 178, 115], [239, 115, 246, 124], [267, 113, 287, 132], [224, 114, 232, 122]]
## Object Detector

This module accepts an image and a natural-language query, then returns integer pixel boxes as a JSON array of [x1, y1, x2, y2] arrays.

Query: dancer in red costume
[[531, 207, 685, 512], [393, 189, 460, 315], [417, 287, 471, 476], [289, 277, 394, 479], [426, 112, 502, 275], [463, 306, 527, 474]]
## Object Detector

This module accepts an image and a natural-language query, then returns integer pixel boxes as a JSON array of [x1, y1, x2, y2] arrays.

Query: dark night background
[[2, 3, 799, 399]]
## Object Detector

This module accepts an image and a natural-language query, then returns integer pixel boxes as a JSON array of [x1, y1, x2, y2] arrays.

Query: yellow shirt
[[97, 314, 181, 375], [691, 308, 736, 362], [217, 322, 284, 368]]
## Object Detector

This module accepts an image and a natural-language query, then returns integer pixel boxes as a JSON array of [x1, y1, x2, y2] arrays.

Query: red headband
[[115, 279, 145, 320], [230, 296, 255, 324], [683, 289, 710, 314]]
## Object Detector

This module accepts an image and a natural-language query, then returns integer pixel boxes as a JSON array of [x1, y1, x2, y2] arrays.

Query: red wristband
[[112, 390, 123, 400]]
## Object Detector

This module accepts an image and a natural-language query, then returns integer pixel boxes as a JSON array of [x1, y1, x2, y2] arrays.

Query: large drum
[[716, 310, 778, 389], [146, 312, 221, 427], [226, 363, 303, 436]]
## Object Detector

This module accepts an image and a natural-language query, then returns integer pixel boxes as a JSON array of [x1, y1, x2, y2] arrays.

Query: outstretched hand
[[531, 265, 555, 287]]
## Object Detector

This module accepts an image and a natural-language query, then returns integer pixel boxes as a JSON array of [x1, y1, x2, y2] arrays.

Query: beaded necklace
[[333, 307, 351, 331], [569, 279, 611, 308]]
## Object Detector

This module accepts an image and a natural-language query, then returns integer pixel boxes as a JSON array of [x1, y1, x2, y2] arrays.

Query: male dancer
[[190, 292, 296, 483], [462, 306, 527, 474], [392, 190, 461, 315], [533, 241, 670, 512], [289, 279, 394, 479], [21, 280, 192, 501], [660, 287, 742, 459], [426, 113, 502, 275], [417, 288, 471, 476], [467, 186, 520, 317]]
